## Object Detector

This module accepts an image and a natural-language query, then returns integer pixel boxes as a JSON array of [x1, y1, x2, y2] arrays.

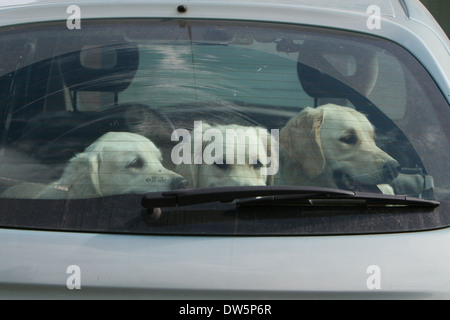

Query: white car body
[[0, 0, 449, 300]]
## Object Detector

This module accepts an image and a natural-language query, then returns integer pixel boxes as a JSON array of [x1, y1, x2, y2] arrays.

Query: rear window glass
[[0, 19, 449, 235]]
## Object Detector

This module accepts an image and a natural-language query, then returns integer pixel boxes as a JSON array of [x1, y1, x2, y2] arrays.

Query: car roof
[[0, 0, 396, 15], [0, 0, 446, 40]]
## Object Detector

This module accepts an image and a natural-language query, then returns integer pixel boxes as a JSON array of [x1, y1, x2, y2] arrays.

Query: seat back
[[57, 43, 139, 110], [297, 40, 378, 107]]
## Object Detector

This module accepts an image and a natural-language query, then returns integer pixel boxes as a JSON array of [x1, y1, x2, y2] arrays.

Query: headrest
[[297, 41, 378, 99], [57, 43, 139, 93]]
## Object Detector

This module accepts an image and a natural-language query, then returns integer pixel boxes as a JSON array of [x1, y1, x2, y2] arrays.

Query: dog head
[[59, 132, 187, 198], [175, 123, 278, 188], [280, 104, 400, 190]]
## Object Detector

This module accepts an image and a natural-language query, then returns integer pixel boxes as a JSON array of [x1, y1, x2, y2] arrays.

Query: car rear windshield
[[0, 19, 449, 235]]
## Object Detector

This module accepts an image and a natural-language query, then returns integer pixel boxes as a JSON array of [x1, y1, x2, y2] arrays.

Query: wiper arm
[[141, 186, 354, 212], [141, 186, 439, 213]]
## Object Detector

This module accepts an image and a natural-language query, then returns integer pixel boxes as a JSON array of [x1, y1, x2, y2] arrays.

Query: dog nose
[[383, 160, 401, 181], [170, 176, 188, 190]]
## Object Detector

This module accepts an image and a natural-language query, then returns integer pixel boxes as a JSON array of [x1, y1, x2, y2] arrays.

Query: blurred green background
[[421, 0, 450, 37]]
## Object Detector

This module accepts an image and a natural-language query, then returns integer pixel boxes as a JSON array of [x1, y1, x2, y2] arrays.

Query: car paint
[[0, 0, 449, 299], [2, 227, 450, 299]]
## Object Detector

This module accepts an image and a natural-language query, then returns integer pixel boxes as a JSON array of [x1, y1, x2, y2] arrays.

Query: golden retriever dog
[[277, 104, 400, 193], [174, 122, 278, 188], [1, 132, 187, 199]]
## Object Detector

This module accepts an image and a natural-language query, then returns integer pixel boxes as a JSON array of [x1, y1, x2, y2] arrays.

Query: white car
[[0, 0, 449, 300]]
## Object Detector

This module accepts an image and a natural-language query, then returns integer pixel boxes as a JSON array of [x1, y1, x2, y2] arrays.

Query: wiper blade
[[141, 186, 440, 212], [237, 191, 440, 207], [141, 186, 354, 210]]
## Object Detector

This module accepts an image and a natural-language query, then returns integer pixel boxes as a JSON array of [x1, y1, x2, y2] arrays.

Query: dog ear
[[260, 128, 279, 185], [87, 151, 102, 196], [58, 150, 102, 197], [173, 123, 206, 188], [280, 107, 325, 178]]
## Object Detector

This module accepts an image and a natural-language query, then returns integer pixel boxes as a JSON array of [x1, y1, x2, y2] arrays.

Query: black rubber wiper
[[141, 186, 439, 213], [237, 191, 440, 208]]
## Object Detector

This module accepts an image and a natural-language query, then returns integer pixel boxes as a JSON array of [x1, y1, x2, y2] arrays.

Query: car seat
[[15, 43, 140, 175]]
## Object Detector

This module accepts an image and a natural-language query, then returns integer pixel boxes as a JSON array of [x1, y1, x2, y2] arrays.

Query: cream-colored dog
[[2, 132, 187, 199], [277, 104, 400, 193], [174, 123, 278, 188]]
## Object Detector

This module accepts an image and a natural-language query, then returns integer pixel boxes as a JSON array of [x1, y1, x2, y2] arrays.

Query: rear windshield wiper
[[141, 186, 439, 213], [236, 191, 440, 207]]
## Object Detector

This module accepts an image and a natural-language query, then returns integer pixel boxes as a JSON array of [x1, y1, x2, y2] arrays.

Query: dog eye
[[127, 157, 144, 169], [340, 132, 358, 145], [252, 160, 263, 170], [215, 163, 229, 170]]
